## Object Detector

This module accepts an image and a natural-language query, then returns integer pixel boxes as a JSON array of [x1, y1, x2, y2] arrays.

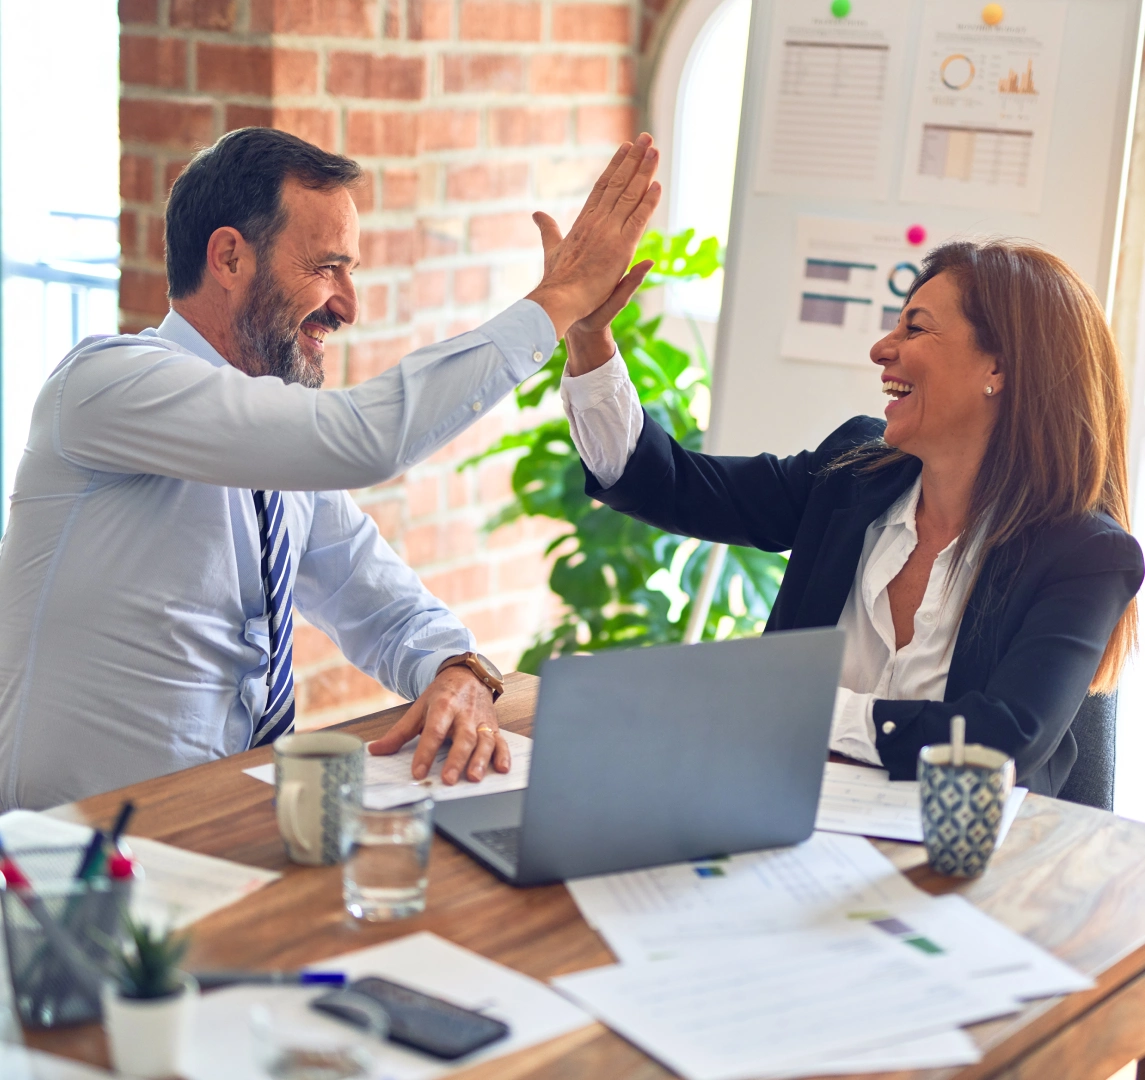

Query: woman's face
[[870, 271, 1003, 460]]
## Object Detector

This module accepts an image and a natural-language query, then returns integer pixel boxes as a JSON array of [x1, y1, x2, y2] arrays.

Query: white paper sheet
[[553, 926, 1015, 1080], [899, 0, 1066, 212], [816, 760, 1028, 845], [0, 811, 280, 931], [185, 931, 591, 1080], [754, 0, 910, 199], [780, 215, 953, 369], [244, 730, 532, 809]]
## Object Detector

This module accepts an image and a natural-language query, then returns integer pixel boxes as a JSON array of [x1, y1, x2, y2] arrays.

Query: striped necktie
[[250, 489, 296, 747]]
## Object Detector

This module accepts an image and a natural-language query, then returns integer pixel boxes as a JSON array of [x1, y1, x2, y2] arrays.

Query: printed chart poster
[[754, 0, 911, 200], [781, 216, 950, 368], [899, 0, 1065, 213]]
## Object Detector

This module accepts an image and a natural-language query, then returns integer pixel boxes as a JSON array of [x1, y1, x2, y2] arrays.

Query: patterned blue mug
[[918, 743, 1015, 878], [274, 732, 365, 866]]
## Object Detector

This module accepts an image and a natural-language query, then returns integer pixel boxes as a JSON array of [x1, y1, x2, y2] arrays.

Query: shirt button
[[921, 611, 934, 623], [472, 401, 483, 412], [532, 350, 544, 363], [882, 721, 896, 735]]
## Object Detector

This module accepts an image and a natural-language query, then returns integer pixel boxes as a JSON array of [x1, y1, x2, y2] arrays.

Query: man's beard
[[233, 262, 342, 388]]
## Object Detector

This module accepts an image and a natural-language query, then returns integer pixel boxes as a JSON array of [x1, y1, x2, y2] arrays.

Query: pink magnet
[[906, 224, 927, 246]]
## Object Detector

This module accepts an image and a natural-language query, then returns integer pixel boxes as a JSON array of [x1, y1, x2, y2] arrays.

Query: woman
[[559, 240, 1144, 796]]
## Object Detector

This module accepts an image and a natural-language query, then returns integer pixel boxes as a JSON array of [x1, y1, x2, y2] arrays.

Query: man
[[0, 126, 659, 809]]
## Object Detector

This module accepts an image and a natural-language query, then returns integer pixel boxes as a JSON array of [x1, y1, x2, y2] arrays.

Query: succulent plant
[[105, 915, 190, 1000]]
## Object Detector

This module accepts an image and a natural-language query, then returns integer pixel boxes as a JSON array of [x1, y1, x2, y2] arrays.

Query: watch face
[[475, 653, 503, 681]]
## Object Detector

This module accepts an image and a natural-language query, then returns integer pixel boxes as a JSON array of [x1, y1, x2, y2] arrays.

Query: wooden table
[[24, 671, 1145, 1080]]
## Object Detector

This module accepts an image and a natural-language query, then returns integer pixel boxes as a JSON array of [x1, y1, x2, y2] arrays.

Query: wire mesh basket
[[1, 845, 130, 1028]]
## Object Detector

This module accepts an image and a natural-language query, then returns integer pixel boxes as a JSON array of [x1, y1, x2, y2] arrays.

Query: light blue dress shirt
[[0, 301, 556, 809]]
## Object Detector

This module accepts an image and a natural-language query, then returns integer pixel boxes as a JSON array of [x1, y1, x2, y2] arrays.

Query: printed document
[[816, 760, 1027, 844], [244, 730, 532, 809]]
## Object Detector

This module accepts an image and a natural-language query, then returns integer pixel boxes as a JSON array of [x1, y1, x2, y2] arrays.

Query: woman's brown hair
[[852, 239, 1136, 693]]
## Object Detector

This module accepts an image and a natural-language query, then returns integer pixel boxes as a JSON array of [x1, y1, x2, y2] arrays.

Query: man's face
[[233, 178, 360, 387]]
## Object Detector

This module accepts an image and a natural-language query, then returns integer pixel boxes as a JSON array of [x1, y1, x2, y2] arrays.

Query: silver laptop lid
[[514, 627, 844, 885]]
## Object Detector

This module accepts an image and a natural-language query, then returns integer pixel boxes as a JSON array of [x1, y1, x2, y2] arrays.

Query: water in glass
[[342, 793, 433, 921]]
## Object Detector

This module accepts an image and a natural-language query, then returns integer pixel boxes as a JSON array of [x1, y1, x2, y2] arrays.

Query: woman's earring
[[985, 385, 994, 396]]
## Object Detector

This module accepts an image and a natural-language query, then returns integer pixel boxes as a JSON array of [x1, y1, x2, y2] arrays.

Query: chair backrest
[[1056, 692, 1117, 811]]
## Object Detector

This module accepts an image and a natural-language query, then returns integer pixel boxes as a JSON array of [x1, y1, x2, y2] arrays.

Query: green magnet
[[831, 0, 852, 16]]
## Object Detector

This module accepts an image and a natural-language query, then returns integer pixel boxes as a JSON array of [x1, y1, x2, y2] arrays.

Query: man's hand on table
[[366, 665, 510, 785]]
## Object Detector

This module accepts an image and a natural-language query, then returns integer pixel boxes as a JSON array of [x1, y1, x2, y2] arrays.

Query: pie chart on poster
[[940, 53, 976, 91]]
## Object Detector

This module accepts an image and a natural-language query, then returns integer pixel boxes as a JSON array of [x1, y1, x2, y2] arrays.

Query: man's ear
[[204, 226, 252, 293]]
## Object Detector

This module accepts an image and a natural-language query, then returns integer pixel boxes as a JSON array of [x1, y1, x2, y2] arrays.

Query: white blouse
[[560, 352, 978, 765]]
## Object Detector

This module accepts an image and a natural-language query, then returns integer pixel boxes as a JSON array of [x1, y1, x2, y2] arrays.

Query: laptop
[[435, 627, 844, 886]]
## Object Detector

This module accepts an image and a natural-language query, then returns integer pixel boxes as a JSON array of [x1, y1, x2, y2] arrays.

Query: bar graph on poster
[[780, 215, 950, 368], [899, 0, 1065, 213]]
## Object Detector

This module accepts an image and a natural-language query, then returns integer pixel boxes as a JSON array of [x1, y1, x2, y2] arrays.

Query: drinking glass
[[339, 784, 433, 921]]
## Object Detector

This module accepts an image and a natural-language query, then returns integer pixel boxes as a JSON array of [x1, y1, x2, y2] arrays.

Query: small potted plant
[[99, 915, 197, 1079]]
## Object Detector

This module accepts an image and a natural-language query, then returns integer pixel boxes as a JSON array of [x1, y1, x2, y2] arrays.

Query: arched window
[[651, 0, 751, 323]]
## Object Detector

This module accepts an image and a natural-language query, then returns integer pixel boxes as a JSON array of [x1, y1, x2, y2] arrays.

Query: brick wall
[[118, 0, 646, 727]]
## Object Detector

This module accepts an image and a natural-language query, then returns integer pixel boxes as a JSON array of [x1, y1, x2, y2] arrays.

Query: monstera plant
[[466, 230, 788, 673]]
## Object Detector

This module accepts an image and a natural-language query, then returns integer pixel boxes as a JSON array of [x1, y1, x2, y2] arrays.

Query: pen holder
[[1, 845, 131, 1028]]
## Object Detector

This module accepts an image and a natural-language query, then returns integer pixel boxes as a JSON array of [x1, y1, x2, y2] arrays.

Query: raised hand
[[526, 134, 661, 339]]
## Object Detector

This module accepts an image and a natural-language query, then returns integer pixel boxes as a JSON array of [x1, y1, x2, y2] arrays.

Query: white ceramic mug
[[273, 732, 364, 866]]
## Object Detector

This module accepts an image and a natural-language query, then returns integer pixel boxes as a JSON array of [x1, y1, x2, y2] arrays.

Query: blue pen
[[192, 970, 347, 990]]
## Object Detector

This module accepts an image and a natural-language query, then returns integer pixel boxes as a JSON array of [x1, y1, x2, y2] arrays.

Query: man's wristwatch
[[437, 652, 505, 701]]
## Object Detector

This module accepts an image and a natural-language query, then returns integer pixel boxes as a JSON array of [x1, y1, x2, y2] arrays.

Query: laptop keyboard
[[472, 826, 521, 868]]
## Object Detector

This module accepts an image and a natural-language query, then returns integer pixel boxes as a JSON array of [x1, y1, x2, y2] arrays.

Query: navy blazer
[[585, 414, 1145, 796]]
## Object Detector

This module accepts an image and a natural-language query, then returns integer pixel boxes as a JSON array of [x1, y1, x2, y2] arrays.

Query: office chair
[[1056, 693, 1117, 811]]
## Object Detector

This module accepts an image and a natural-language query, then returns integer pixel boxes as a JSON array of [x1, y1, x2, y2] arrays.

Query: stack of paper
[[186, 931, 591, 1080], [0, 810, 280, 930], [243, 730, 533, 810], [816, 761, 1027, 844], [558, 832, 1090, 1079]]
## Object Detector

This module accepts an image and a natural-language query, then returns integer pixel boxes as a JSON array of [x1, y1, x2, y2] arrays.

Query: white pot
[[101, 974, 198, 1078]]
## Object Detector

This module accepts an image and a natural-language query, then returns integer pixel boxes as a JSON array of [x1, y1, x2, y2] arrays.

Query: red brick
[[395, 281, 413, 322], [298, 663, 381, 713], [294, 622, 341, 667], [365, 498, 403, 540], [414, 269, 448, 310], [405, 475, 440, 518], [120, 154, 154, 202], [552, 3, 630, 42], [224, 106, 337, 152], [408, 0, 452, 39], [577, 104, 636, 144], [350, 174, 376, 212], [421, 564, 490, 605], [617, 55, 636, 95], [442, 54, 524, 94], [327, 53, 425, 100], [459, 1, 541, 40], [165, 159, 192, 193], [119, 211, 139, 257], [120, 35, 188, 89], [530, 54, 609, 95], [251, 0, 377, 35], [477, 459, 515, 503], [446, 162, 529, 201], [453, 265, 490, 304], [498, 550, 550, 590], [404, 520, 479, 567], [469, 211, 538, 253], [360, 228, 417, 268], [119, 0, 158, 23], [121, 99, 214, 149], [146, 215, 167, 262], [463, 600, 536, 643], [361, 283, 389, 321], [170, 0, 237, 29], [418, 111, 479, 151], [347, 111, 418, 156], [198, 45, 319, 97], [383, 0, 402, 37], [347, 335, 414, 382], [489, 107, 568, 146], [418, 218, 463, 258], [446, 471, 469, 508], [119, 269, 170, 316], [382, 168, 419, 209]]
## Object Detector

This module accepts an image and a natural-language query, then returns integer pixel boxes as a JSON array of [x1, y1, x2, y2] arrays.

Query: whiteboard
[[709, 0, 1145, 457]]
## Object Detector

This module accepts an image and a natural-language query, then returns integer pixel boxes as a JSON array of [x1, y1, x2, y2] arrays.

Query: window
[[0, 0, 120, 530]]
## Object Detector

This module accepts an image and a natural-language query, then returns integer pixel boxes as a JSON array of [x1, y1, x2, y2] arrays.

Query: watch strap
[[438, 652, 504, 701]]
